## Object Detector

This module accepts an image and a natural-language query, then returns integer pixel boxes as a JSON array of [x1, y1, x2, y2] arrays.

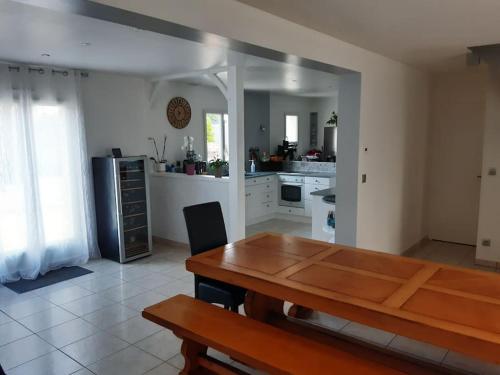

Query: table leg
[[288, 304, 314, 319], [244, 291, 285, 322]]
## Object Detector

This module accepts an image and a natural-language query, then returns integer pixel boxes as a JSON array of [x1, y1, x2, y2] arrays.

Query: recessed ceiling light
[[80, 42, 91, 47], [41, 53, 50, 57]]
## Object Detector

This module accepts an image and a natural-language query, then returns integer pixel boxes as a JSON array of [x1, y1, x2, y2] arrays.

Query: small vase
[[186, 164, 195, 175], [155, 162, 166, 172], [214, 167, 223, 178]]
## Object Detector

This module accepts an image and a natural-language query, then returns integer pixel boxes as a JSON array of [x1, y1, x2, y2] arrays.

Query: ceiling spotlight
[[80, 42, 91, 47], [41, 53, 50, 57]]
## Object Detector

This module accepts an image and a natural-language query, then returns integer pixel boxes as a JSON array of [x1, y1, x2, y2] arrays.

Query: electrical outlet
[[482, 239, 491, 247], [488, 168, 497, 176]]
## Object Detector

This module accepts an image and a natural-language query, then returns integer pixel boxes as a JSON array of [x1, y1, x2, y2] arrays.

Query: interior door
[[427, 69, 486, 245]]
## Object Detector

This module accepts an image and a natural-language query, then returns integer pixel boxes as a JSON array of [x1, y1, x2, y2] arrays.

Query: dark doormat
[[2, 266, 93, 294]]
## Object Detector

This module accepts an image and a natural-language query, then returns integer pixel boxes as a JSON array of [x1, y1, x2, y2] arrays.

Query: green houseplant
[[326, 111, 338, 127], [209, 158, 228, 178]]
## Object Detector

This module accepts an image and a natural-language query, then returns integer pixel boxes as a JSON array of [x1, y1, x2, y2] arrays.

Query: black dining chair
[[0, 363, 5, 375], [183, 201, 246, 312]]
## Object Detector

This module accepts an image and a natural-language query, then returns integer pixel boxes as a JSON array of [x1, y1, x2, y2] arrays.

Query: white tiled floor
[[0, 239, 498, 374], [0, 244, 188, 375], [246, 218, 312, 238]]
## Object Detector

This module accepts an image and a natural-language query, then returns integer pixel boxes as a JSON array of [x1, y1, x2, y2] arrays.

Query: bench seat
[[143, 294, 445, 375]]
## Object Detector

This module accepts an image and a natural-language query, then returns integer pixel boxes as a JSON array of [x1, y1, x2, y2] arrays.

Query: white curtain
[[0, 64, 99, 283]]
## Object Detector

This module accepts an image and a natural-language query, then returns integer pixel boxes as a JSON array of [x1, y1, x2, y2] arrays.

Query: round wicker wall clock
[[166, 97, 191, 129]]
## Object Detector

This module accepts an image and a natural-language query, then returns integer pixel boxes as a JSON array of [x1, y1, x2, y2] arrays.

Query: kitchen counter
[[310, 187, 335, 197], [152, 172, 229, 183], [244, 171, 277, 179], [245, 171, 336, 179]]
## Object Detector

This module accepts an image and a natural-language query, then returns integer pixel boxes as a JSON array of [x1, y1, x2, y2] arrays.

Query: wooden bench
[[143, 294, 448, 375]]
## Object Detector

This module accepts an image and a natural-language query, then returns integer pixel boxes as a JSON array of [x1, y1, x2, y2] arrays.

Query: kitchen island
[[311, 187, 336, 242]]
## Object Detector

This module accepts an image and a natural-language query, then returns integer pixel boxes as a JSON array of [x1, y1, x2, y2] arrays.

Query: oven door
[[279, 183, 305, 208]]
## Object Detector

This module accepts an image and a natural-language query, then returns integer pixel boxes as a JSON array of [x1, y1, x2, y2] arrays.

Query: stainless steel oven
[[278, 175, 305, 208]]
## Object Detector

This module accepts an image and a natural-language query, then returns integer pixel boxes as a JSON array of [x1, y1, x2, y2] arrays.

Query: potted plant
[[326, 111, 338, 127], [209, 158, 228, 178], [185, 157, 196, 175], [148, 135, 167, 172]]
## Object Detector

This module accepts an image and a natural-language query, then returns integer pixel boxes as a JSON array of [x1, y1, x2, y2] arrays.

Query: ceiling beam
[[151, 66, 228, 83], [205, 72, 228, 100]]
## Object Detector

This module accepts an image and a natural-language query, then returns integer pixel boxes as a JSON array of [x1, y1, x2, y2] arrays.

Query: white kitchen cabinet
[[277, 205, 306, 216], [305, 200, 312, 217], [245, 173, 335, 223], [304, 176, 335, 217], [245, 175, 277, 225]]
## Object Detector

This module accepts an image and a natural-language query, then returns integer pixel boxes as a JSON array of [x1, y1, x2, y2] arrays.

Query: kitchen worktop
[[244, 171, 336, 179], [310, 187, 336, 197]]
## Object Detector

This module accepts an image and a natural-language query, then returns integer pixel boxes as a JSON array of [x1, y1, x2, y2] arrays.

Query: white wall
[[312, 96, 339, 153], [268, 94, 338, 157], [269, 93, 314, 155], [94, 0, 431, 254], [82, 71, 227, 163], [150, 174, 230, 243], [426, 67, 486, 245], [476, 65, 500, 263]]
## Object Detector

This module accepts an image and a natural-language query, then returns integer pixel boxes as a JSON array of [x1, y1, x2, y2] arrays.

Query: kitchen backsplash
[[283, 161, 336, 174]]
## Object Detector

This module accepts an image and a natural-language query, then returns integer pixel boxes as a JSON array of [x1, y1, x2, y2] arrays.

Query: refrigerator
[[92, 156, 152, 263]]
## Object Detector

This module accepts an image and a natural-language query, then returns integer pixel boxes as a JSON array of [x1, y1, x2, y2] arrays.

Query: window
[[285, 114, 298, 143], [205, 111, 229, 161]]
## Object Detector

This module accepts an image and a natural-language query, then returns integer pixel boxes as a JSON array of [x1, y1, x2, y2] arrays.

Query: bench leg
[[180, 338, 207, 375], [244, 291, 284, 322]]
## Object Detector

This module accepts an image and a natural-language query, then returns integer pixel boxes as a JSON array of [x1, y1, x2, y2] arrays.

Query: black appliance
[[92, 156, 152, 263]]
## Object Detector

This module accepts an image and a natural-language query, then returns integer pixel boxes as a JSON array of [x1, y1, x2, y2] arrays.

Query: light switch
[[482, 239, 491, 247], [488, 168, 496, 176], [362, 174, 367, 183]]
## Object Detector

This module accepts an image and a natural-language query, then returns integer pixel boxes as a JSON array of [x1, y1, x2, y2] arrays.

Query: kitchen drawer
[[260, 191, 275, 203], [277, 205, 305, 216], [258, 182, 275, 193], [262, 201, 274, 215], [278, 174, 305, 183], [245, 175, 276, 186], [305, 176, 332, 185], [246, 183, 274, 195]]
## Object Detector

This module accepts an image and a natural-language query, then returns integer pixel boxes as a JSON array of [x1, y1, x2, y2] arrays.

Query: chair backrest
[[183, 201, 228, 256]]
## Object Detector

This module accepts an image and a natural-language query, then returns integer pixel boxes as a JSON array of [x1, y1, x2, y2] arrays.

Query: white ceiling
[[236, 0, 500, 71], [0, 0, 338, 97]]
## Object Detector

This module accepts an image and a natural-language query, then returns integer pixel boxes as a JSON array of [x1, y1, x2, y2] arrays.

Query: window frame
[[284, 113, 299, 145], [203, 110, 229, 161]]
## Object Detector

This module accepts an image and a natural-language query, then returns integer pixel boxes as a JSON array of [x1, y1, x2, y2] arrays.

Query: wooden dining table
[[186, 232, 500, 365]]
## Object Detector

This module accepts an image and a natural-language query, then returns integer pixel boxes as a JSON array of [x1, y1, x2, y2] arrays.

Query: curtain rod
[[6, 64, 89, 78]]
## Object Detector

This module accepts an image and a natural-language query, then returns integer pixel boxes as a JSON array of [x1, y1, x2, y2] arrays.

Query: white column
[[227, 65, 245, 242]]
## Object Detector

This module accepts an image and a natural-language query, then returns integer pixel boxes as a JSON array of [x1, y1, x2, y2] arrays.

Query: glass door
[[119, 159, 149, 258]]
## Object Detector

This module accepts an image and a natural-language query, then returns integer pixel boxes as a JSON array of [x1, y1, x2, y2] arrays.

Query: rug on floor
[[2, 266, 93, 294]]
